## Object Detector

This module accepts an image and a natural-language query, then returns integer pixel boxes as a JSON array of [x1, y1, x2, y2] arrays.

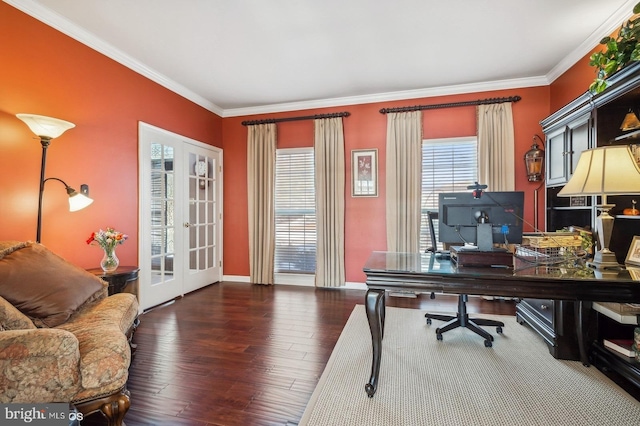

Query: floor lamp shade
[[64, 182, 94, 211], [558, 145, 640, 268], [69, 194, 93, 211], [16, 113, 90, 242], [16, 114, 75, 139]]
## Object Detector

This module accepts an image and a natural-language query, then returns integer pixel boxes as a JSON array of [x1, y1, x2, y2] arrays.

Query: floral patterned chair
[[0, 241, 139, 426]]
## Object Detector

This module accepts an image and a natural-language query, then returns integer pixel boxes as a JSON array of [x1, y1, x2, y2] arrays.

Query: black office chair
[[423, 210, 504, 347]]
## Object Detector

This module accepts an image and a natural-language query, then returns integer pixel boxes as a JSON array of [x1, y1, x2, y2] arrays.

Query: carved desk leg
[[365, 289, 385, 397]]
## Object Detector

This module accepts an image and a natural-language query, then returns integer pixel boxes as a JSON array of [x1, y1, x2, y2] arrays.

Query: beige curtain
[[386, 111, 422, 253], [247, 123, 277, 284], [477, 103, 515, 191], [314, 117, 346, 287]]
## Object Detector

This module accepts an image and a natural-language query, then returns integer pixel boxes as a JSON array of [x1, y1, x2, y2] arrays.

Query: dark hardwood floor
[[85, 282, 517, 426]]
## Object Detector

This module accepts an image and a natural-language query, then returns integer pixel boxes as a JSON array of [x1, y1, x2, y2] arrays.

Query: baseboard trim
[[222, 275, 250, 283], [222, 274, 366, 290]]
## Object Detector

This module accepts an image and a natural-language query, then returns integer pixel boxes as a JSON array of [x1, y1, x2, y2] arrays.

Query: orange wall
[[223, 86, 551, 282], [0, 3, 222, 268], [550, 51, 600, 111], [2, 3, 608, 283]]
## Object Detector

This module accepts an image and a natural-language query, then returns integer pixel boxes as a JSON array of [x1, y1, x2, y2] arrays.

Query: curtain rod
[[379, 95, 522, 114], [241, 111, 350, 126]]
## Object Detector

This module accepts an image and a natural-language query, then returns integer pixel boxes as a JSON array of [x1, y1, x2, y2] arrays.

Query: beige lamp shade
[[558, 145, 640, 197], [16, 113, 75, 139]]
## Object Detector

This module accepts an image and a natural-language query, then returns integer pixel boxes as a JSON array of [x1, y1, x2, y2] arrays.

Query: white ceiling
[[5, 0, 636, 117]]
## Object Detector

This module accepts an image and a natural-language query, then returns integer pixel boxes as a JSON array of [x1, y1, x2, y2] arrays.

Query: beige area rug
[[300, 305, 640, 426]]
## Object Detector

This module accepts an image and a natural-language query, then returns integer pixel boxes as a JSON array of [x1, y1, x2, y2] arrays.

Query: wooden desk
[[362, 251, 640, 397]]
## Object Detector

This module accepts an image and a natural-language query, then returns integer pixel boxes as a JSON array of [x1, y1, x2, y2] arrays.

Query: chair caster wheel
[[436, 333, 443, 341], [496, 326, 503, 334], [484, 340, 492, 347], [426, 318, 432, 325]]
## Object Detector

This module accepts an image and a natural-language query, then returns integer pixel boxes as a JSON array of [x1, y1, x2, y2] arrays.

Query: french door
[[138, 123, 223, 311]]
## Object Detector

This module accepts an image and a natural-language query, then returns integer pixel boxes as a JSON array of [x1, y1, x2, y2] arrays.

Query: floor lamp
[[16, 114, 94, 243], [558, 145, 640, 269]]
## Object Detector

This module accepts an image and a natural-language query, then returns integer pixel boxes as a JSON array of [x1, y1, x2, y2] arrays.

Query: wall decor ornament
[[352, 149, 378, 197]]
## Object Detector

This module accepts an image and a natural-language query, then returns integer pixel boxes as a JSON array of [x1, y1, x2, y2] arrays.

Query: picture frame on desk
[[627, 266, 640, 281], [351, 149, 378, 197], [625, 235, 640, 266], [630, 144, 640, 166]]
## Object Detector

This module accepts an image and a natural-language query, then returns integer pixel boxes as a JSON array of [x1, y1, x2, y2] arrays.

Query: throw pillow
[[0, 242, 106, 327], [0, 241, 29, 259], [0, 295, 36, 330]]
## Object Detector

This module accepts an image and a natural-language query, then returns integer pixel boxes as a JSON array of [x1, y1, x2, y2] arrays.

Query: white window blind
[[420, 137, 478, 251], [275, 148, 316, 273]]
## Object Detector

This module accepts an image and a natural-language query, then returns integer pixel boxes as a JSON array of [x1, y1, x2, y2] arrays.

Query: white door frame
[[138, 122, 223, 311]]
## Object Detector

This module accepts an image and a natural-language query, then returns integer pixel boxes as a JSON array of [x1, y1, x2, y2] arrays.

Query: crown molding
[[546, 0, 635, 83], [222, 76, 549, 117], [5, 0, 225, 116], [6, 0, 633, 119]]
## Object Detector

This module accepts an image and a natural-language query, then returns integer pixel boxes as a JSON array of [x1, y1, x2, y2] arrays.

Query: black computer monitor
[[438, 191, 524, 250]]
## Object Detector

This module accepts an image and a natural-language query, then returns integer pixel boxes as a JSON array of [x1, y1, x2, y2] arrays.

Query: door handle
[[184, 222, 193, 228]]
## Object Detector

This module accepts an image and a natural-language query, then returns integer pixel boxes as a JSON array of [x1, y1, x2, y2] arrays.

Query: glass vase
[[100, 247, 119, 273]]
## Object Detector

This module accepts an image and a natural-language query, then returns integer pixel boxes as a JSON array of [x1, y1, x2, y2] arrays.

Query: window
[[420, 137, 478, 251], [275, 148, 316, 273]]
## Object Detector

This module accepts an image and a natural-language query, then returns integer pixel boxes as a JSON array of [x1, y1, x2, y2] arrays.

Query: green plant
[[589, 2, 640, 93]]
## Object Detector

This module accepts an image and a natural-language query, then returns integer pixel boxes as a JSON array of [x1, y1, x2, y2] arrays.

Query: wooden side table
[[87, 266, 140, 296]]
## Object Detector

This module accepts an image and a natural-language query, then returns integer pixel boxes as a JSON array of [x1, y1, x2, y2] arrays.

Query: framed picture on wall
[[352, 149, 378, 197], [625, 235, 640, 266]]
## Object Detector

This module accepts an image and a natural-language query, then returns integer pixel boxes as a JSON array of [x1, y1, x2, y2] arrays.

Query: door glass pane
[[150, 143, 175, 284], [207, 247, 213, 269], [190, 250, 197, 269], [189, 225, 196, 249], [164, 254, 174, 273], [187, 152, 216, 272], [189, 201, 197, 224], [166, 200, 174, 226]]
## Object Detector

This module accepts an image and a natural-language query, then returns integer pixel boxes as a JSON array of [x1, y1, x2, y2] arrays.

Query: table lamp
[[558, 145, 640, 269]]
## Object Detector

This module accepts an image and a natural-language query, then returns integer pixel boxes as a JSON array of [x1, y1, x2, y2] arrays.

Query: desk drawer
[[522, 298, 554, 326]]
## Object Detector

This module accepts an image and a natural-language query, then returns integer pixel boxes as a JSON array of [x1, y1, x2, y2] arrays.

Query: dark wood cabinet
[[545, 112, 592, 187], [516, 298, 581, 360], [542, 100, 595, 231], [545, 126, 568, 186], [541, 62, 640, 233], [516, 62, 640, 390], [589, 303, 640, 398]]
